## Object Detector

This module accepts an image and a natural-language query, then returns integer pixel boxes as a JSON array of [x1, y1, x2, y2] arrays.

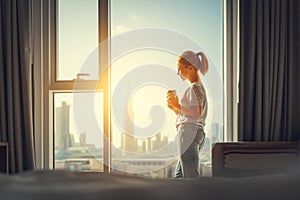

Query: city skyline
[[54, 98, 223, 176], [54, 99, 223, 155]]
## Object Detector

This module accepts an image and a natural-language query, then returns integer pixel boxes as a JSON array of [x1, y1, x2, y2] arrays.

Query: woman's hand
[[166, 91, 203, 118], [166, 93, 180, 115]]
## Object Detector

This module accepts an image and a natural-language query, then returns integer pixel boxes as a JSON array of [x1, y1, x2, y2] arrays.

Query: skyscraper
[[55, 101, 71, 150], [121, 85, 138, 153]]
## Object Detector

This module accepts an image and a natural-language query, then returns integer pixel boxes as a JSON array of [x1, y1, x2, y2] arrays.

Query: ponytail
[[196, 52, 209, 75]]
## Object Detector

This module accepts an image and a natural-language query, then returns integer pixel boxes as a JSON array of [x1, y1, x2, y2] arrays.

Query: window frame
[[32, 0, 239, 173], [35, 0, 111, 172]]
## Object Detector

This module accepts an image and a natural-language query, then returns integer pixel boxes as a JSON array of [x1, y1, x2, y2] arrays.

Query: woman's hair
[[178, 51, 209, 75]]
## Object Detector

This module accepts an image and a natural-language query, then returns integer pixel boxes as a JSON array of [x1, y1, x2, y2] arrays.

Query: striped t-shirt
[[176, 82, 208, 127]]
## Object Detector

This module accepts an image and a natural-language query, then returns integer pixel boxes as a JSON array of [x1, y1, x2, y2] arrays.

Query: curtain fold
[[239, 0, 300, 141], [0, 0, 34, 173]]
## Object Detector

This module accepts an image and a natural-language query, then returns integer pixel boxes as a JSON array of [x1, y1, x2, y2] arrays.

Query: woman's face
[[177, 64, 189, 81]]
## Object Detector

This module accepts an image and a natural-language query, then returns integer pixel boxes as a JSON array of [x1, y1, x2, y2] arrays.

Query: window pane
[[56, 0, 98, 80], [54, 92, 104, 172], [110, 0, 224, 178]]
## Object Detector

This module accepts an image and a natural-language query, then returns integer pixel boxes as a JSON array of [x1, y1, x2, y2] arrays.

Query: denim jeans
[[173, 123, 205, 178]]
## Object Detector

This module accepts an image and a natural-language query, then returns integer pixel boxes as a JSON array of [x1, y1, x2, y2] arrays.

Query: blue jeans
[[173, 124, 205, 178]]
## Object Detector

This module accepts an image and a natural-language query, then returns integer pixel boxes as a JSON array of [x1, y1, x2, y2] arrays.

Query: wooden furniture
[[0, 142, 9, 174]]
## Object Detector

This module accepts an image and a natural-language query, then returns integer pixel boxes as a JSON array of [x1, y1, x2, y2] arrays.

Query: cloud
[[111, 25, 131, 36], [129, 13, 141, 20]]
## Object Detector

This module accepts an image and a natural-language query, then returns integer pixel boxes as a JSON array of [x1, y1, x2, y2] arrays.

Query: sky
[[110, 0, 223, 72], [55, 0, 224, 149]]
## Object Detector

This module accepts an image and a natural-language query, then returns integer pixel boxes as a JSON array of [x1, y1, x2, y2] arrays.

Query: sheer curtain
[[239, 0, 300, 141], [0, 0, 34, 173]]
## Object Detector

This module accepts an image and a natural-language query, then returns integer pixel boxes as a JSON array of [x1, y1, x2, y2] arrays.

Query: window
[[56, 0, 99, 81], [44, 0, 109, 172], [40, 0, 227, 177], [55, 1, 101, 169], [110, 0, 224, 177], [54, 92, 104, 172]]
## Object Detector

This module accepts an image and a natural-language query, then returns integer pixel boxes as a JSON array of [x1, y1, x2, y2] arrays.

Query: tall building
[[121, 86, 138, 153], [138, 140, 147, 153], [151, 133, 168, 151], [147, 137, 152, 152], [211, 122, 220, 143], [55, 101, 71, 150], [79, 132, 87, 147], [121, 134, 138, 152]]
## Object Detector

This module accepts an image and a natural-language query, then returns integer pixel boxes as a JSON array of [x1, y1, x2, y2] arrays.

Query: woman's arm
[[167, 95, 202, 118]]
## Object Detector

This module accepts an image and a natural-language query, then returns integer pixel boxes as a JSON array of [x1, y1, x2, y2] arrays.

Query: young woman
[[167, 50, 209, 178]]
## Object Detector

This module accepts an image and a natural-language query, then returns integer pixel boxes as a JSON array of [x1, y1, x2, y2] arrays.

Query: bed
[[1, 169, 300, 200], [212, 141, 300, 177]]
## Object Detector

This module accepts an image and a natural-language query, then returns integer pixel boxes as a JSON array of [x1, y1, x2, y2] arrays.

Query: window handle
[[75, 73, 90, 80]]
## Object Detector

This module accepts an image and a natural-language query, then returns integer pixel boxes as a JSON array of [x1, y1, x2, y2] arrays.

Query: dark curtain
[[239, 0, 300, 141], [0, 0, 34, 173]]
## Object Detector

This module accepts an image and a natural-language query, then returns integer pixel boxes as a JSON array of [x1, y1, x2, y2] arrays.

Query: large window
[[48, 0, 224, 177], [110, 0, 224, 177]]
